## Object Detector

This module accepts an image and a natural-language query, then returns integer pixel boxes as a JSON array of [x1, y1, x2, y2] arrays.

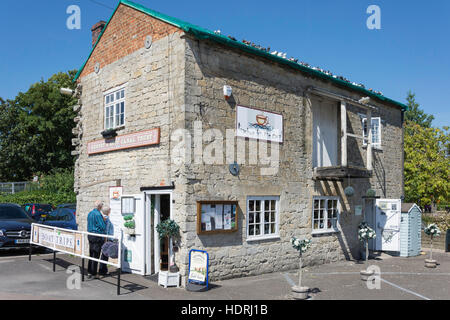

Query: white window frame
[[362, 117, 382, 148], [311, 196, 340, 235], [104, 84, 127, 130], [246, 196, 280, 241]]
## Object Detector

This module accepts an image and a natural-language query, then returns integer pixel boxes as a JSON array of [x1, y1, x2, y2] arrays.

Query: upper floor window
[[104, 85, 126, 130], [362, 117, 381, 148], [247, 196, 280, 241], [312, 196, 340, 234]]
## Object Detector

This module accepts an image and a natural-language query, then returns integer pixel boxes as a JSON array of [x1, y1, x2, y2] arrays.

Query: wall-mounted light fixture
[[60, 88, 75, 96], [223, 85, 232, 100]]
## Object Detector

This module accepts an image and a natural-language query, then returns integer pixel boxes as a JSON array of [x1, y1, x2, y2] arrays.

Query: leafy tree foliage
[[404, 122, 449, 206], [405, 91, 434, 128], [0, 71, 77, 181]]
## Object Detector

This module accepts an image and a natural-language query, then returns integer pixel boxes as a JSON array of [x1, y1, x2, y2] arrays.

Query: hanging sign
[[188, 249, 209, 286]]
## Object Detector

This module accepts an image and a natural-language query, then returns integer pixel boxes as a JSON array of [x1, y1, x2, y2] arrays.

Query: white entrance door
[[121, 194, 146, 274], [313, 101, 338, 168], [375, 199, 401, 252]]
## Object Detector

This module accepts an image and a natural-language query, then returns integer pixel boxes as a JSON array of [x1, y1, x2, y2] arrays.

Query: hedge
[[0, 189, 76, 207]]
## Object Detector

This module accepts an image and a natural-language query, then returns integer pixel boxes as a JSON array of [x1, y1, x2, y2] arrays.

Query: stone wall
[[74, 26, 187, 233], [181, 35, 404, 280]]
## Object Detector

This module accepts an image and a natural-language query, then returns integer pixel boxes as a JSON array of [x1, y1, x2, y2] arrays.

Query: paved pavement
[[0, 249, 448, 300]]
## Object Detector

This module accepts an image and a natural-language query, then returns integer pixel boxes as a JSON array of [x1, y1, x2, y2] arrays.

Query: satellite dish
[[229, 162, 240, 176]]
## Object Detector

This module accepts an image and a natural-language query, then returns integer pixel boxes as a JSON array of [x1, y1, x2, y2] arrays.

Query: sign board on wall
[[87, 128, 160, 155], [236, 105, 283, 143], [109, 186, 123, 239], [188, 249, 209, 285]]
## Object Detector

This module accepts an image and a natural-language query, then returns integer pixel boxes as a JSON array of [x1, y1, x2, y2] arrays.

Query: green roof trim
[[74, 0, 408, 111]]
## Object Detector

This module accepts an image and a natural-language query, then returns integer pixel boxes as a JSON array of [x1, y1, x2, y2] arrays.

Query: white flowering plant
[[358, 222, 376, 242], [291, 236, 312, 254], [424, 224, 441, 237]]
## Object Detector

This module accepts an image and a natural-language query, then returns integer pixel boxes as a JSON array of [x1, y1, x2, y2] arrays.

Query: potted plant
[[358, 222, 377, 280], [101, 128, 118, 139], [156, 219, 180, 272], [424, 223, 441, 268], [123, 215, 135, 235], [290, 236, 312, 300]]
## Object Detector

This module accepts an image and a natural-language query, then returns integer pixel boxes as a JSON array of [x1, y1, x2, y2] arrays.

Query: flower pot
[[425, 259, 437, 268], [124, 228, 135, 235], [291, 286, 309, 300], [360, 269, 375, 281]]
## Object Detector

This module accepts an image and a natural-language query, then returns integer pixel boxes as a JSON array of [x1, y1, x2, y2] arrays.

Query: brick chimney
[[91, 21, 106, 47]]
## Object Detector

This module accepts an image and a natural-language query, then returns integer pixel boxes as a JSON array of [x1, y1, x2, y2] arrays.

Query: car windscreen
[[35, 205, 53, 213], [45, 209, 73, 221], [0, 206, 31, 220]]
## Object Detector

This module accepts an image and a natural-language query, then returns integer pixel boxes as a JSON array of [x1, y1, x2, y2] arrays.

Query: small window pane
[[255, 201, 261, 212], [264, 200, 270, 211], [249, 212, 254, 224], [106, 96, 110, 104], [249, 225, 254, 236], [264, 212, 270, 223], [121, 90, 125, 99], [249, 201, 254, 211], [120, 114, 124, 126], [255, 213, 260, 223], [255, 224, 260, 236], [264, 224, 270, 234], [116, 92, 120, 100]]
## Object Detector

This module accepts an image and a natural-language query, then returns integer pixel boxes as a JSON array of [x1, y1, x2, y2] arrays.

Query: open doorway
[[145, 191, 173, 276], [159, 194, 171, 271]]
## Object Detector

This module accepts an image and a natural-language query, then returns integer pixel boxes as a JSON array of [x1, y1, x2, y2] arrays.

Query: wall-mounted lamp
[[60, 88, 75, 97], [223, 85, 232, 100]]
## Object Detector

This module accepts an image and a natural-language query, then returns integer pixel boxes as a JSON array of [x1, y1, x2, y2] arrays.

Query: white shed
[[400, 203, 422, 257]]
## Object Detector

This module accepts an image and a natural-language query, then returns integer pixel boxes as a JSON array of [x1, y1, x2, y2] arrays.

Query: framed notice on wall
[[197, 201, 238, 235]]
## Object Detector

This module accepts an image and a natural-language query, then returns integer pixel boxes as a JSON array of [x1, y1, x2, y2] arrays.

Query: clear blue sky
[[0, 0, 448, 127]]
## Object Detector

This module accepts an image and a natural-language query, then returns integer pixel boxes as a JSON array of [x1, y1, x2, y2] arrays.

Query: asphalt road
[[0, 249, 448, 300]]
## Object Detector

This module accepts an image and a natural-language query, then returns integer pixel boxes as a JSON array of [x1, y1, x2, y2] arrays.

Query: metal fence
[[0, 182, 33, 194]]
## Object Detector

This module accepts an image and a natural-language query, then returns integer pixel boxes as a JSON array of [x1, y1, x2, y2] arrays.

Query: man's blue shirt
[[87, 209, 106, 234]]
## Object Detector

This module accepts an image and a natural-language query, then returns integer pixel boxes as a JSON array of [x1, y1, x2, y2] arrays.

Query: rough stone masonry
[[73, 2, 404, 283]]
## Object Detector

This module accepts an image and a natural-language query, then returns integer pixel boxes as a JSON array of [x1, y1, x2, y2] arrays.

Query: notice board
[[197, 201, 238, 235]]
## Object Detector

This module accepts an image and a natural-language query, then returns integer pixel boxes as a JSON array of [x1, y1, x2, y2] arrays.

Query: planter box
[[158, 271, 180, 288]]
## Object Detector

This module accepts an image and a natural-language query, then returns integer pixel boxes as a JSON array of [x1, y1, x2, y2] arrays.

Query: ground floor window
[[312, 197, 339, 234], [247, 196, 279, 241]]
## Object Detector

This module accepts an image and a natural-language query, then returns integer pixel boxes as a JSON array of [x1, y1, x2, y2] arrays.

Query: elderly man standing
[[87, 200, 107, 278]]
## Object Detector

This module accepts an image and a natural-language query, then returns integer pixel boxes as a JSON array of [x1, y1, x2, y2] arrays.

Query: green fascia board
[[74, 0, 408, 111]]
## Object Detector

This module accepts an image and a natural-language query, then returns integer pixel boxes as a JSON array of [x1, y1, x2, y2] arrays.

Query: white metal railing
[[0, 181, 32, 194]]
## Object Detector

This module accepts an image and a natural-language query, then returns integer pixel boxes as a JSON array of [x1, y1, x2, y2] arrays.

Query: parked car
[[40, 207, 78, 230], [0, 203, 34, 250], [55, 203, 76, 216], [23, 203, 55, 221]]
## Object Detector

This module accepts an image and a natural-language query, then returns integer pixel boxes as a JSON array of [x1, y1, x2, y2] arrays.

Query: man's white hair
[[101, 205, 111, 215], [95, 200, 104, 210]]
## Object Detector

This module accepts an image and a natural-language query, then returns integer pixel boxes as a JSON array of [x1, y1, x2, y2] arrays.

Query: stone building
[[72, 0, 407, 283]]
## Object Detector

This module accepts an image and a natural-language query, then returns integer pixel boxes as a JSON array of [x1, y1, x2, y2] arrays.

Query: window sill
[[246, 234, 280, 242], [311, 229, 340, 236]]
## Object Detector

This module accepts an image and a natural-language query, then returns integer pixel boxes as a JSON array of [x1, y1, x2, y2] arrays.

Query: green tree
[[404, 91, 434, 128], [0, 70, 77, 181], [404, 122, 449, 206]]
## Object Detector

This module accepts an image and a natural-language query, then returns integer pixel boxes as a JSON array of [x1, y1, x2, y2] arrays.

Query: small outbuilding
[[400, 203, 422, 257]]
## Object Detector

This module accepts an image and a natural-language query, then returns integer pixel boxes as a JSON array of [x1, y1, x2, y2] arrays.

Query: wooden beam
[[341, 101, 347, 167], [367, 110, 373, 171]]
